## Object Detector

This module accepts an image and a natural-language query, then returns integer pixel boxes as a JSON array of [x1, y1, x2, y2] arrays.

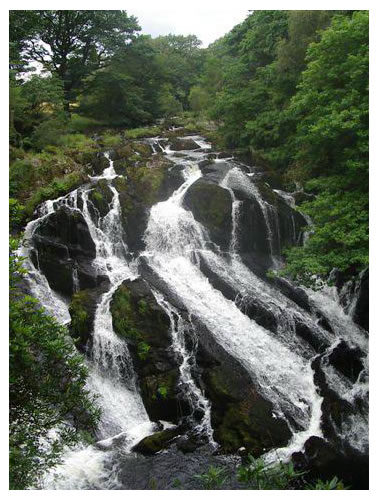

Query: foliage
[[237, 455, 305, 489], [305, 476, 349, 490], [194, 465, 227, 489], [193, 457, 348, 490], [9, 228, 100, 489], [10, 10, 140, 109]]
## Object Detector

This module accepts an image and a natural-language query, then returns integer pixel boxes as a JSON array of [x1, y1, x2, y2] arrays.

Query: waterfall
[[153, 291, 216, 445], [142, 162, 324, 460], [18, 134, 368, 489], [20, 154, 154, 489]]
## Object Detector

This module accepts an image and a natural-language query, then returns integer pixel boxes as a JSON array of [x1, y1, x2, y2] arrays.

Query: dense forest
[[9, 10, 368, 490]]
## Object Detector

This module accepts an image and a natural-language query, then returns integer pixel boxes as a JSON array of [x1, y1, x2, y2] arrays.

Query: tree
[[284, 11, 369, 282], [10, 10, 140, 111], [79, 36, 164, 126], [151, 34, 204, 108]]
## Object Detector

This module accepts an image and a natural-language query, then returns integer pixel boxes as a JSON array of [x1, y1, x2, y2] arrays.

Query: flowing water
[[19, 134, 368, 489]]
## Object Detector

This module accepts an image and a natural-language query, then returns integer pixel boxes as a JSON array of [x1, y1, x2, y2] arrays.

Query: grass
[[124, 126, 162, 139]]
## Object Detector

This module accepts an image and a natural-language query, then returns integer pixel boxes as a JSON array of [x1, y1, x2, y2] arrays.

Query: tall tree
[[10, 10, 140, 111]]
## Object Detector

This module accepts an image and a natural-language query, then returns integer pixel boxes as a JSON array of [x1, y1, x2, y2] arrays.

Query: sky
[[123, 0, 255, 47]]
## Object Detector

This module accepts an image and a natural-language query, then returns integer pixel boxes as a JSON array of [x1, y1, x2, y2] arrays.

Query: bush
[[9, 233, 100, 489]]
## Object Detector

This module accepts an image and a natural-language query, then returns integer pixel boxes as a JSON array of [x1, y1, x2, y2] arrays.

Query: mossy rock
[[111, 166, 176, 252], [169, 137, 200, 151], [109, 144, 135, 161], [132, 427, 181, 455], [88, 180, 113, 217], [195, 334, 292, 457], [183, 179, 232, 250], [113, 155, 141, 175], [130, 141, 153, 157], [111, 278, 184, 422], [69, 284, 109, 350], [91, 154, 110, 175]]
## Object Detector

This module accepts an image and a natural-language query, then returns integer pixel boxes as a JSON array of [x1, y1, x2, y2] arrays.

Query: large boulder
[[195, 322, 292, 455], [292, 436, 369, 489], [132, 427, 182, 455], [110, 278, 187, 423], [32, 206, 98, 297], [183, 179, 232, 251]]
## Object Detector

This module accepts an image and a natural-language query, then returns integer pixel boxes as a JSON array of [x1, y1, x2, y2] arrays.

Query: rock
[[199, 161, 232, 183], [110, 278, 187, 422], [192, 318, 292, 455], [327, 340, 364, 383], [183, 179, 232, 251], [88, 180, 114, 218], [352, 268, 369, 331], [272, 276, 311, 312], [292, 436, 369, 489], [69, 283, 110, 351], [198, 254, 278, 333], [169, 138, 200, 151], [113, 166, 181, 252], [32, 206, 98, 297], [91, 154, 110, 175], [132, 427, 182, 455]]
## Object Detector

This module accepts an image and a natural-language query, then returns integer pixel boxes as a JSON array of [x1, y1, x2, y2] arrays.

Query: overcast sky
[[125, 0, 254, 47]]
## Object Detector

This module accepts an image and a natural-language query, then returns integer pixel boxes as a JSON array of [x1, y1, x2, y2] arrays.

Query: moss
[[88, 180, 113, 217], [69, 290, 91, 343], [130, 141, 153, 157], [137, 341, 151, 361], [138, 299, 149, 315], [132, 427, 179, 454], [25, 170, 87, 217], [142, 371, 178, 402]]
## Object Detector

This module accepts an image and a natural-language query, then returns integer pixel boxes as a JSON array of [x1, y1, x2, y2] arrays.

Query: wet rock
[[272, 276, 311, 312], [88, 180, 114, 218], [192, 319, 292, 455], [327, 340, 364, 383], [132, 427, 182, 455], [183, 179, 232, 251], [113, 166, 180, 252], [352, 268, 369, 331], [110, 278, 187, 422], [69, 282, 110, 351], [91, 154, 109, 175], [32, 206, 98, 297], [169, 138, 200, 151], [200, 161, 232, 183], [292, 436, 369, 489], [198, 254, 277, 333]]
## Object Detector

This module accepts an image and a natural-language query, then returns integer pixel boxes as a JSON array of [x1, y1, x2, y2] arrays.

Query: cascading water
[[21, 154, 154, 489], [19, 133, 368, 489]]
